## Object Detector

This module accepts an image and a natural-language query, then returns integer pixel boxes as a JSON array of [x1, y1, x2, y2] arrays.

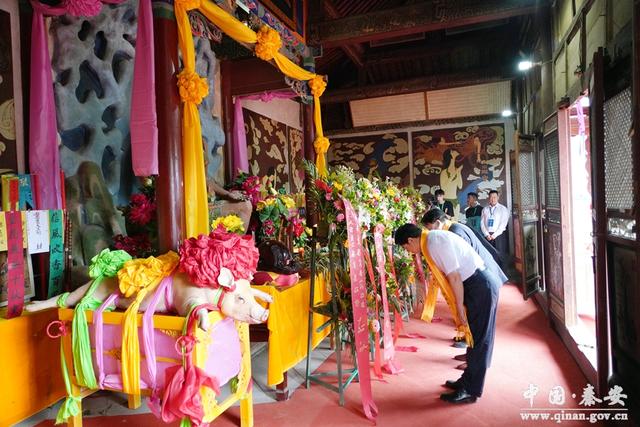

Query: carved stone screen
[[412, 124, 506, 217], [327, 132, 410, 186], [604, 87, 634, 211]]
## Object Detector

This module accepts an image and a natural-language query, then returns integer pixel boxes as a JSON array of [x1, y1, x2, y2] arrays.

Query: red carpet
[[37, 284, 615, 426]]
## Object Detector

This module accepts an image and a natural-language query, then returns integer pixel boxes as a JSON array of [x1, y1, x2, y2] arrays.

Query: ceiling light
[[518, 60, 534, 71], [502, 109, 513, 117]]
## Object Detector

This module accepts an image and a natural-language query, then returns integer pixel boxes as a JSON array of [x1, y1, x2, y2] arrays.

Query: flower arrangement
[[227, 172, 262, 208], [303, 160, 424, 349], [212, 214, 245, 235], [113, 177, 158, 258]]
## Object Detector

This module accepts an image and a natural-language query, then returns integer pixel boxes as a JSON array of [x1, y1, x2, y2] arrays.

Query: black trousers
[[490, 231, 508, 268], [459, 268, 500, 397]]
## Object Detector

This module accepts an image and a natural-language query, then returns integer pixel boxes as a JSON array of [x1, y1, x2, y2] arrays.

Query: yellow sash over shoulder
[[419, 229, 473, 347]]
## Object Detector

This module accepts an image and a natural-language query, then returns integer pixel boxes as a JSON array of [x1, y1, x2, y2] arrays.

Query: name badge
[[488, 218, 495, 228]]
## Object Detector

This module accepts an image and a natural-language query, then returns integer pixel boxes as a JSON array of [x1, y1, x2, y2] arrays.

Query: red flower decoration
[[178, 226, 259, 288], [128, 194, 157, 226], [315, 179, 332, 193], [113, 234, 152, 258]]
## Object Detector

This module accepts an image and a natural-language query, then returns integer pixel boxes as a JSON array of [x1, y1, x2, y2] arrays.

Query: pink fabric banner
[[94, 293, 119, 388], [232, 90, 296, 177], [362, 247, 383, 380], [373, 226, 403, 375], [130, 0, 158, 176], [342, 197, 378, 423], [5, 211, 25, 318]]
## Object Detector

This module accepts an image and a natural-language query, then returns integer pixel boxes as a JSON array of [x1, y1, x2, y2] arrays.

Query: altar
[[250, 275, 330, 400]]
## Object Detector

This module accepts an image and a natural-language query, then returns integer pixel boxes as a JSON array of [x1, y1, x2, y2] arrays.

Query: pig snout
[[250, 305, 269, 324]]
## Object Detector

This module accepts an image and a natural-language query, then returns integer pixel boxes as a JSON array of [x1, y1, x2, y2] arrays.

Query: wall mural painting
[[244, 108, 291, 192], [288, 127, 304, 193], [327, 133, 410, 186], [412, 124, 506, 218], [0, 8, 20, 174]]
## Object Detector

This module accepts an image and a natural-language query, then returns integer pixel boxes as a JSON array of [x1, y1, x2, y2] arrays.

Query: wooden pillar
[[302, 103, 317, 226], [153, 2, 184, 251], [221, 60, 234, 183]]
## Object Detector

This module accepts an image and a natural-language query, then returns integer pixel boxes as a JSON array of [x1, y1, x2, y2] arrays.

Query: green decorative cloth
[[56, 292, 70, 308], [72, 249, 132, 389], [55, 338, 81, 425]]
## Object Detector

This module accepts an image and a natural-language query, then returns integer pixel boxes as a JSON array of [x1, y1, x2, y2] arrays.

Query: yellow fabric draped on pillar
[[176, 0, 331, 177], [419, 229, 473, 347], [175, 0, 211, 237]]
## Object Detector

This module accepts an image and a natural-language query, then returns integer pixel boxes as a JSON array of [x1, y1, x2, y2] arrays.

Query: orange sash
[[419, 229, 473, 347]]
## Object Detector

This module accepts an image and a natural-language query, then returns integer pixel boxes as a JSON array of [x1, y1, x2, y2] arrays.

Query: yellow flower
[[281, 196, 296, 209], [386, 188, 396, 197], [344, 239, 349, 248], [212, 214, 245, 234], [176, 70, 209, 105], [333, 182, 343, 191], [255, 26, 282, 61], [256, 201, 267, 211], [265, 198, 276, 206]]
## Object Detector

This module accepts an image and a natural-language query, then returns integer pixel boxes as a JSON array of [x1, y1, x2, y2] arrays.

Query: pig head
[[173, 267, 272, 331]]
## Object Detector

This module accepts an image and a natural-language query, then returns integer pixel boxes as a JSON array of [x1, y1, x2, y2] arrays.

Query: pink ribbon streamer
[[232, 90, 296, 177], [29, 0, 125, 208], [130, 0, 158, 176], [142, 276, 173, 401], [94, 292, 119, 388], [373, 225, 403, 375], [6, 211, 25, 318], [342, 198, 378, 423]]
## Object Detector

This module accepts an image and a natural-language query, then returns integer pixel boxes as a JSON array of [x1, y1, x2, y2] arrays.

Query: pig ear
[[217, 267, 234, 288], [251, 288, 273, 303]]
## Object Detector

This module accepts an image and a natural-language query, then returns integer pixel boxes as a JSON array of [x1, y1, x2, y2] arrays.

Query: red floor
[[37, 284, 619, 426]]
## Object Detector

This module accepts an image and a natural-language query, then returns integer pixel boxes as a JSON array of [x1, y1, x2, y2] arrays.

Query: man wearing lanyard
[[434, 189, 455, 218], [394, 223, 501, 404], [464, 192, 483, 234], [481, 190, 509, 266]]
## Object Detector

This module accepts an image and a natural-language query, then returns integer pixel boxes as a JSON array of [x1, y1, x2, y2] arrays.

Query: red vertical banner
[[6, 211, 25, 318], [342, 197, 378, 423]]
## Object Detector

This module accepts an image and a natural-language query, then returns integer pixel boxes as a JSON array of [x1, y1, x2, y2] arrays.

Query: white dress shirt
[[480, 203, 509, 238], [427, 230, 485, 282]]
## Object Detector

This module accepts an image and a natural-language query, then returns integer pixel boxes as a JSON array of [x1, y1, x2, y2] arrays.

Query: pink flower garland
[[178, 226, 259, 288]]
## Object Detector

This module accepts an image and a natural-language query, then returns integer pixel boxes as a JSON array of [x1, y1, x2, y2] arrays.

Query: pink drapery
[[232, 90, 296, 177], [130, 0, 158, 176], [29, 0, 153, 210]]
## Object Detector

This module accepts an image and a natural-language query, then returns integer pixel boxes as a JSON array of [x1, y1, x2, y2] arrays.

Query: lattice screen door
[[511, 132, 542, 298]]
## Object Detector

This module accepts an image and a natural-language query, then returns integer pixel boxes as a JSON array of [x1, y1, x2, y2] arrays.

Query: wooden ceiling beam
[[321, 67, 514, 104], [322, 0, 365, 68], [310, 0, 539, 48], [364, 33, 508, 66]]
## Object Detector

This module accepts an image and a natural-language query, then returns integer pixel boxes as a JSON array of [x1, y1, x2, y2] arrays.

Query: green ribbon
[[72, 249, 132, 389], [55, 338, 81, 425], [56, 292, 70, 308]]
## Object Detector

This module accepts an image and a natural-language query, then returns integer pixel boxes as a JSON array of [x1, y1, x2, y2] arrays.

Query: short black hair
[[489, 190, 499, 196], [467, 192, 478, 198], [394, 223, 422, 245], [434, 189, 445, 197], [421, 208, 446, 225]]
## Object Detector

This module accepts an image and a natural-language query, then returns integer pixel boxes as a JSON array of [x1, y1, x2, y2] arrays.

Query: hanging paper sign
[[17, 174, 35, 210], [6, 211, 25, 318], [373, 225, 403, 374], [342, 197, 378, 422], [26, 210, 50, 254], [48, 210, 64, 298]]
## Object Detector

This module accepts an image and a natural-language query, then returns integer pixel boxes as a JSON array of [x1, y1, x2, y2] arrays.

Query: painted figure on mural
[[413, 125, 506, 218]]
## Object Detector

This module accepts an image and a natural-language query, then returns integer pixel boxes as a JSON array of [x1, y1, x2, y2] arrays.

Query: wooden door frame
[[588, 47, 611, 396]]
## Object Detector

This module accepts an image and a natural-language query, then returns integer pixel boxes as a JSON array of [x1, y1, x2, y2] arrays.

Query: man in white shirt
[[481, 190, 509, 265], [394, 223, 501, 404]]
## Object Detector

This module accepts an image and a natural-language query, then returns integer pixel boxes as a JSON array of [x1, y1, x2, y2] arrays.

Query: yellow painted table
[[251, 276, 330, 393], [0, 308, 65, 426]]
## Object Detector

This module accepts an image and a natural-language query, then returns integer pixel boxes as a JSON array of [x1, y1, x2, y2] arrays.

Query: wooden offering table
[[250, 275, 330, 401]]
